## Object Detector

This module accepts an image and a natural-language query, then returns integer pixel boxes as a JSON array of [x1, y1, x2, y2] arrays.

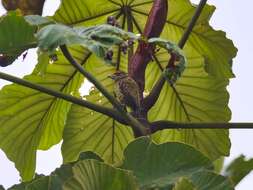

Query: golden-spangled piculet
[[109, 71, 141, 113]]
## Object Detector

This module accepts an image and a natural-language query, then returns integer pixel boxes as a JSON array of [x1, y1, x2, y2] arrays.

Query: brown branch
[[143, 0, 208, 111], [150, 121, 253, 134]]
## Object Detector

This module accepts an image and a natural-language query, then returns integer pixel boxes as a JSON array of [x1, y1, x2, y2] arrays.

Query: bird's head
[[108, 71, 128, 81]]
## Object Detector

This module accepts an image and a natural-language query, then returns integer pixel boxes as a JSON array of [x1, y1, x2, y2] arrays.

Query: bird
[[109, 71, 141, 114]]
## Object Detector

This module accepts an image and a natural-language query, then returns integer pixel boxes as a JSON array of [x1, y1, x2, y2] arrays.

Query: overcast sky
[[0, 0, 252, 189]]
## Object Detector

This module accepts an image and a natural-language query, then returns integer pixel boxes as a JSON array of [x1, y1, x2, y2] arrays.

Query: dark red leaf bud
[[107, 16, 118, 26], [120, 41, 128, 54], [49, 54, 58, 62], [105, 50, 113, 61], [128, 39, 134, 46], [22, 51, 28, 61]]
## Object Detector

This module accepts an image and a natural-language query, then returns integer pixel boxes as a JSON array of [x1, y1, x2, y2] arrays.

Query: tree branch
[[178, 0, 208, 48], [60, 45, 147, 136], [143, 0, 208, 111], [0, 71, 127, 124], [150, 120, 253, 134]]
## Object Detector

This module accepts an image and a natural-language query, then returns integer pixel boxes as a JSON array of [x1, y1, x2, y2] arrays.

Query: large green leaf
[[173, 173, 234, 190], [53, 0, 232, 161], [0, 47, 87, 180], [188, 172, 234, 190], [0, 11, 37, 66], [36, 23, 137, 59], [121, 137, 234, 190], [9, 152, 102, 190], [24, 163, 74, 190], [62, 55, 134, 164], [8, 174, 45, 190], [26, 176, 62, 190], [63, 159, 138, 190], [225, 155, 253, 186]]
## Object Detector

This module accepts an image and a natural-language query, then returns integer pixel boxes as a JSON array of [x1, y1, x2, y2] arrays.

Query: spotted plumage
[[109, 71, 140, 112]]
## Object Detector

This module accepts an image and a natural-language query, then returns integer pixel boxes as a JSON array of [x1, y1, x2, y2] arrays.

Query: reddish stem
[[128, 0, 168, 97]]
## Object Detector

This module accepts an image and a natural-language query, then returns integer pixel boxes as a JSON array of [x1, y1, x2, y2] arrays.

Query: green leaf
[[121, 137, 234, 190], [24, 152, 102, 190], [78, 151, 104, 162], [225, 155, 253, 186], [0, 185, 5, 190], [152, 129, 230, 161], [5, 152, 102, 190], [0, 11, 37, 66], [121, 137, 211, 188], [24, 15, 54, 26], [8, 174, 45, 190], [36, 24, 136, 61], [0, 47, 87, 180], [189, 171, 234, 190], [32, 50, 51, 76], [26, 176, 62, 190], [213, 157, 225, 173], [148, 38, 187, 84], [62, 55, 134, 164], [36, 24, 86, 52], [63, 159, 138, 190], [62, 102, 134, 164]]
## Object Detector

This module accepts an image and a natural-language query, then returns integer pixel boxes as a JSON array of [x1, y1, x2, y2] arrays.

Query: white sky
[[0, 0, 253, 189]]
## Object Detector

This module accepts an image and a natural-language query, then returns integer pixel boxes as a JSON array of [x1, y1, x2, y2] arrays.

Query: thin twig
[[150, 121, 253, 133], [60, 45, 147, 136], [178, 0, 208, 48], [0, 71, 127, 124]]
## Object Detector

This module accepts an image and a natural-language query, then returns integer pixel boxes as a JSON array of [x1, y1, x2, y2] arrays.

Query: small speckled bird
[[109, 71, 140, 113]]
